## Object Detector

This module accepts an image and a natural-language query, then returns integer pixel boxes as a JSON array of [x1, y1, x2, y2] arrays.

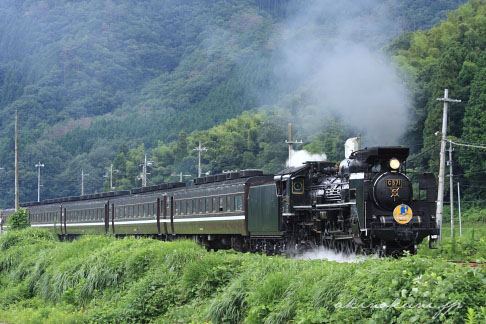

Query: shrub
[[6, 208, 30, 230]]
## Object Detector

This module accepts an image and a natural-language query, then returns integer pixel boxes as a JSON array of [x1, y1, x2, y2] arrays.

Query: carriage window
[[199, 199, 203, 213], [175, 201, 179, 215], [181, 201, 185, 214], [226, 196, 231, 211], [219, 197, 224, 212], [187, 200, 191, 214], [212, 197, 217, 212], [193, 200, 197, 214], [205, 198, 209, 213], [235, 195, 243, 211]]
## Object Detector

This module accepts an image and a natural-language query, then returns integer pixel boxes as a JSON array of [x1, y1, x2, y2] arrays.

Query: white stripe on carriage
[[30, 215, 245, 227]]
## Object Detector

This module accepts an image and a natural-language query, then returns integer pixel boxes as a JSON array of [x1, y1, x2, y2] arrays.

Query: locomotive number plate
[[386, 179, 402, 188]]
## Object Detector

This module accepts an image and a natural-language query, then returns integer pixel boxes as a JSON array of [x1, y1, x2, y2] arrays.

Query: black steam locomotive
[[0, 146, 438, 256], [275, 146, 438, 255]]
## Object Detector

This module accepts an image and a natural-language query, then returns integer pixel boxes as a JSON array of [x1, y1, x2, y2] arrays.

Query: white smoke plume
[[269, 0, 411, 146], [287, 149, 326, 167]]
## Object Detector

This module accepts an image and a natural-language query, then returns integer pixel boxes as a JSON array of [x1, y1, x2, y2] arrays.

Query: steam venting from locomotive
[[287, 149, 327, 168], [268, 0, 411, 145], [297, 247, 363, 263]]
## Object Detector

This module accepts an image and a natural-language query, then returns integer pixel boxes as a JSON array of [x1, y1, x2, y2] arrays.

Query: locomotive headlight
[[389, 158, 400, 170]]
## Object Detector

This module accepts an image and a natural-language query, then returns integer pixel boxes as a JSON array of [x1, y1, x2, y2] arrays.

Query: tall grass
[[0, 229, 485, 324], [418, 222, 486, 261]]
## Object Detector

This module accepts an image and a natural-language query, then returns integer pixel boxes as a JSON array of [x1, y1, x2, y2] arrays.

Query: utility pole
[[139, 155, 153, 187], [193, 141, 207, 178], [436, 89, 461, 241], [179, 172, 192, 182], [35, 162, 44, 202], [285, 123, 302, 167], [457, 182, 462, 237], [109, 164, 114, 189], [448, 140, 454, 238], [106, 164, 119, 190], [81, 169, 89, 196], [14, 110, 19, 211]]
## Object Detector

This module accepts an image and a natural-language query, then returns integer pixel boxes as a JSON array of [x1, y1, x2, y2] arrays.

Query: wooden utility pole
[[285, 123, 302, 167], [193, 142, 207, 178], [14, 110, 19, 211], [436, 89, 461, 241], [81, 169, 88, 196]]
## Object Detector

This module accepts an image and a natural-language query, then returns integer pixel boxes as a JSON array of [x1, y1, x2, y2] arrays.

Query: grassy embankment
[[417, 221, 486, 261], [0, 228, 485, 324]]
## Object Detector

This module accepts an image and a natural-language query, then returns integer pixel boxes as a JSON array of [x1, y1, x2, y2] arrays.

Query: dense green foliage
[[388, 0, 486, 201], [0, 229, 485, 323], [0, 0, 467, 207], [418, 224, 486, 261], [104, 110, 353, 189], [6, 207, 30, 230]]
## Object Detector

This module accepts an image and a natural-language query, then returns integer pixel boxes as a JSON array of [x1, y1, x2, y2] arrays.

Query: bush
[[6, 208, 30, 230]]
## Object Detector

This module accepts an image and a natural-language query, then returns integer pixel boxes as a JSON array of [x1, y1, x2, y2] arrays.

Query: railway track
[[448, 260, 486, 267]]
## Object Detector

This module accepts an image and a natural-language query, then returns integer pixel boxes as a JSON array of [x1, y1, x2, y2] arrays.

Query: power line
[[406, 141, 440, 162], [449, 139, 486, 150]]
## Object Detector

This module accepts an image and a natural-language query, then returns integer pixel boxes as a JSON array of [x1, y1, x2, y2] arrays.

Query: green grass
[[417, 222, 486, 262], [0, 228, 485, 323]]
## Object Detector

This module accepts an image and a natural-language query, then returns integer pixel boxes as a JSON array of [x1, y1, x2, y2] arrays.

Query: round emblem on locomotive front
[[393, 204, 413, 224]]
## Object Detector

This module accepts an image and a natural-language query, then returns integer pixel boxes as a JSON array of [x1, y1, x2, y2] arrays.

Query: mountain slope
[[0, 0, 466, 206]]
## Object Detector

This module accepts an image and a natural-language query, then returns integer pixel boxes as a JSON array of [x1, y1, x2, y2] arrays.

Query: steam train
[[0, 145, 439, 256]]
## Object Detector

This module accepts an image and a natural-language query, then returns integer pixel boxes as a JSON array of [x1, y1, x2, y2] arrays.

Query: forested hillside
[[389, 0, 486, 201], [0, 0, 467, 206]]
